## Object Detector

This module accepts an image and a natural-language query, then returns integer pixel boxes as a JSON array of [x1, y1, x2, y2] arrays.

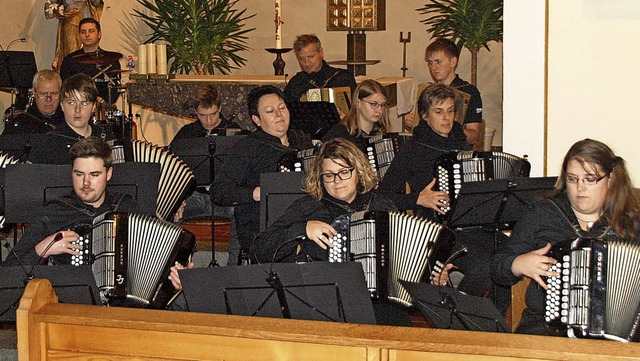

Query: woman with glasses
[[492, 138, 640, 335], [321, 79, 390, 145], [252, 138, 396, 264]]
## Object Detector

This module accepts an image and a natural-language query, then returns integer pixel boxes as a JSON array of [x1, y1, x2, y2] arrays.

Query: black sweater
[[491, 193, 640, 335], [252, 191, 397, 263], [212, 129, 312, 248], [4, 191, 140, 266], [377, 120, 470, 219]]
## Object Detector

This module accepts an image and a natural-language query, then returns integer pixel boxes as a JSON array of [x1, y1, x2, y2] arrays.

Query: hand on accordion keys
[[431, 263, 457, 286], [305, 220, 337, 250], [35, 230, 82, 258], [417, 178, 450, 214], [511, 243, 560, 289]]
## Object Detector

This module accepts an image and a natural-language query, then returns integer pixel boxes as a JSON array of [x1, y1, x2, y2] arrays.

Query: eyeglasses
[[321, 168, 354, 183], [565, 174, 608, 185], [36, 92, 60, 100], [63, 99, 94, 108], [362, 100, 388, 110]]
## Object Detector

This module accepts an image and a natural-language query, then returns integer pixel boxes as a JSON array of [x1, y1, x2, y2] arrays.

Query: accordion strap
[[52, 193, 128, 217]]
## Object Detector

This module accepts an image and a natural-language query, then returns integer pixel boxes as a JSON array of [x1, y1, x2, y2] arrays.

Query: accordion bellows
[[72, 212, 195, 308], [328, 210, 454, 306], [111, 139, 196, 221]]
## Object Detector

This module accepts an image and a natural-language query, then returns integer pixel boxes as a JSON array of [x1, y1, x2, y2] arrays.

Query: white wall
[[503, 0, 546, 177], [547, 0, 640, 183], [0, 1, 503, 146]]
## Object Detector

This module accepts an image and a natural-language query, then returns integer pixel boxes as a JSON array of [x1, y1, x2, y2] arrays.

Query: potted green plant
[[134, 0, 255, 75], [417, 0, 503, 86]]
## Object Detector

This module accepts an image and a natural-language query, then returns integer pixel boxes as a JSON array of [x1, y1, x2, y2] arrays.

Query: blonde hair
[[343, 79, 389, 137], [303, 138, 378, 200]]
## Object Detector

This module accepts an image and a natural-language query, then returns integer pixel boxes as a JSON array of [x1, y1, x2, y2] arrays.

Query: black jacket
[[491, 193, 640, 335], [284, 61, 356, 103], [4, 191, 141, 266], [170, 116, 241, 144], [2, 106, 64, 135], [252, 191, 397, 263], [212, 129, 312, 248], [27, 123, 114, 164], [377, 120, 470, 219]]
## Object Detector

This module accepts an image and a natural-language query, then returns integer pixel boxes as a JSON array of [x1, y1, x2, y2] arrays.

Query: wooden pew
[[17, 279, 640, 361]]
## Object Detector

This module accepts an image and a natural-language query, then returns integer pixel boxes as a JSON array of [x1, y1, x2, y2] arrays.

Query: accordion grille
[[387, 212, 443, 306], [131, 140, 195, 220], [91, 212, 183, 305]]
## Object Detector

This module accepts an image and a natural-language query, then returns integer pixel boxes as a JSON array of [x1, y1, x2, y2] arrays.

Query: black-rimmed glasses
[[565, 174, 608, 185], [321, 168, 354, 183]]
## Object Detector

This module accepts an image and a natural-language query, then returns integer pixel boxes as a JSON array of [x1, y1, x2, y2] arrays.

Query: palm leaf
[[134, 0, 255, 75]]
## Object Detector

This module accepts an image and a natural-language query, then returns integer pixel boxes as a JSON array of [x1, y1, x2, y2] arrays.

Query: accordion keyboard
[[545, 253, 571, 326]]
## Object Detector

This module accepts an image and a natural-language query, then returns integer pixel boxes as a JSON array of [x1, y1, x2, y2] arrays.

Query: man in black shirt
[[171, 84, 240, 142], [4, 136, 141, 266], [423, 37, 483, 145], [3, 70, 64, 135], [284, 34, 356, 103], [59, 18, 121, 105]]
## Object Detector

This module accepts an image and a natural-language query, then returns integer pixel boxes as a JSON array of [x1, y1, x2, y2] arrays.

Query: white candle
[[137, 44, 147, 75], [146, 43, 157, 74], [157, 44, 167, 75], [275, 0, 282, 49]]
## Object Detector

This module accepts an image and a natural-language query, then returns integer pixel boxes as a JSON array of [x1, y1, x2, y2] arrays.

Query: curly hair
[[303, 138, 378, 200], [550, 138, 640, 241]]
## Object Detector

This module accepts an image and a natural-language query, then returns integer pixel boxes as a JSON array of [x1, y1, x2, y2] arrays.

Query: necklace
[[576, 216, 597, 229]]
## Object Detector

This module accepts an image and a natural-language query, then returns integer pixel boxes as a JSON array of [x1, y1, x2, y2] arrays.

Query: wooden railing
[[17, 279, 640, 361]]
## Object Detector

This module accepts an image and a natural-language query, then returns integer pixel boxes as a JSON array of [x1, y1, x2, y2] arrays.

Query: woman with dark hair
[[252, 138, 395, 263], [492, 138, 640, 335], [321, 79, 390, 145]]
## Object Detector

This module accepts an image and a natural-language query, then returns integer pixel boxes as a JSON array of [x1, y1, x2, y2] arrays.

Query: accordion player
[[544, 238, 640, 342], [327, 210, 454, 306], [434, 150, 531, 219], [71, 212, 196, 308], [110, 139, 196, 221]]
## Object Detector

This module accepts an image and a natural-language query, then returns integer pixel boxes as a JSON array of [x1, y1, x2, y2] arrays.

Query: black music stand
[[0, 134, 33, 162], [287, 101, 340, 140], [171, 135, 246, 266], [4, 163, 159, 225], [401, 280, 510, 332], [0, 265, 100, 323], [259, 172, 306, 232], [180, 262, 376, 324], [446, 177, 557, 230], [0, 51, 37, 115], [0, 51, 37, 89]]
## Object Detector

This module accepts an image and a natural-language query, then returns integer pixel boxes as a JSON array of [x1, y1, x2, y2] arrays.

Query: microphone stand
[[207, 135, 219, 267]]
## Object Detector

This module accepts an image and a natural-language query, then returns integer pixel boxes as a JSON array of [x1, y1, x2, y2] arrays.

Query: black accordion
[[71, 212, 195, 308], [327, 210, 454, 306], [359, 133, 411, 181], [545, 238, 640, 341], [434, 151, 531, 217], [110, 140, 196, 221], [0, 151, 20, 229], [277, 148, 317, 173]]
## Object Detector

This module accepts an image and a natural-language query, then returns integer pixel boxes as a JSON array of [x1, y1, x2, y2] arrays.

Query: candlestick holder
[[265, 48, 292, 76]]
